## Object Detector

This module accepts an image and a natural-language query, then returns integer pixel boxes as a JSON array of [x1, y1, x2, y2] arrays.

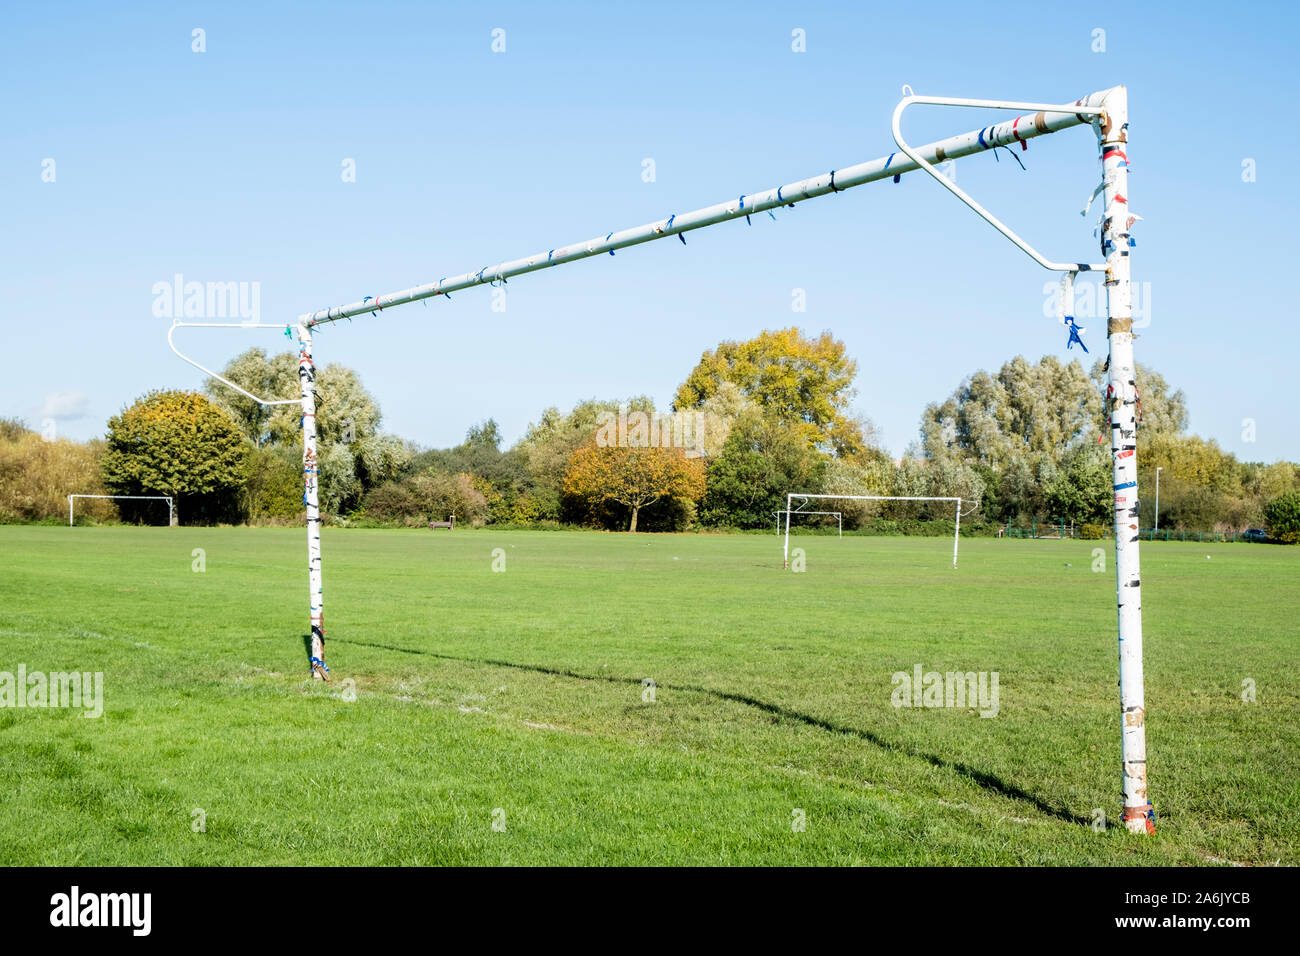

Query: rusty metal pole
[[1096, 87, 1152, 834]]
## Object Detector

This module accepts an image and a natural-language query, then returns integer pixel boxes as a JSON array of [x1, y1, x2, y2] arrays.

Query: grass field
[[1, 525, 1296, 866]]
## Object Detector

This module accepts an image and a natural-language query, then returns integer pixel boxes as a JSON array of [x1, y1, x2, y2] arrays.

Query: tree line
[[2, 327, 1297, 541]]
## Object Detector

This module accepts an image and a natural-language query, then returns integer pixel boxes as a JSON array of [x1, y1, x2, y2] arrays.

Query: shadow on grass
[[334, 637, 1088, 827]]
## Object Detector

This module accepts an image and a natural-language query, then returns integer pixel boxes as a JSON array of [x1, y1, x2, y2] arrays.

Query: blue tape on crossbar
[[1065, 316, 1089, 353]]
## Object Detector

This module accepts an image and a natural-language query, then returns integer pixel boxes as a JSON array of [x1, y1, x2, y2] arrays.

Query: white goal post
[[165, 84, 1156, 834], [774, 510, 841, 536], [783, 494, 963, 569], [68, 494, 175, 526]]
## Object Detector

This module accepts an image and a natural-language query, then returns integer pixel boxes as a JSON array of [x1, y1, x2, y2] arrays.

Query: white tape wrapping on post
[[1092, 86, 1152, 835]]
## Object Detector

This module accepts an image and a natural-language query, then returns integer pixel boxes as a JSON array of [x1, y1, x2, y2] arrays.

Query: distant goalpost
[[68, 494, 175, 527], [782, 494, 964, 570], [774, 509, 841, 536]]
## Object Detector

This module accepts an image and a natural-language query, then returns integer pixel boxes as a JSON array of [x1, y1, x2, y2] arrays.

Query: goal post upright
[[1095, 87, 1151, 835], [954, 497, 961, 571], [296, 323, 328, 681], [783, 494, 792, 569]]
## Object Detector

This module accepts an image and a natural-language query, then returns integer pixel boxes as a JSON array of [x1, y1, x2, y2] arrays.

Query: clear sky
[[3, 0, 1296, 462]]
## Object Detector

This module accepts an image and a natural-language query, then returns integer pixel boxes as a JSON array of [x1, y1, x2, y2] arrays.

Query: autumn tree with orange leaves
[[562, 445, 706, 532]]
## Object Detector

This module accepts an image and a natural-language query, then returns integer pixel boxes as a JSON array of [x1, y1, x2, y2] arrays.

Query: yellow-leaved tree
[[562, 445, 705, 532], [673, 327, 865, 456]]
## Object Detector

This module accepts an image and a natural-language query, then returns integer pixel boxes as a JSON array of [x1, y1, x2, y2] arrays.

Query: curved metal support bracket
[[892, 94, 1108, 273], [167, 321, 301, 406]]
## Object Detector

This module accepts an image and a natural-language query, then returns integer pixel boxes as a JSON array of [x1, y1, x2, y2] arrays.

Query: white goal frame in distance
[[783, 494, 962, 569], [167, 85, 1154, 834], [68, 494, 174, 526], [774, 509, 841, 536]]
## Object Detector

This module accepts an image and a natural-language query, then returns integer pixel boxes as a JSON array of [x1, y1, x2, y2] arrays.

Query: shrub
[[243, 446, 302, 519], [1265, 490, 1300, 544], [361, 481, 420, 522], [0, 425, 116, 523], [101, 390, 248, 524]]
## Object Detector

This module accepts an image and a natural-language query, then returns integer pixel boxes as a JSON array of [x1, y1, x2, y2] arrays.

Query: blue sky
[[3, 0, 1297, 462]]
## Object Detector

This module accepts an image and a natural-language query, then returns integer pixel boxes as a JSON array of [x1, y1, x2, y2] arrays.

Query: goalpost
[[166, 85, 1153, 833], [774, 509, 841, 536], [68, 494, 175, 527], [783, 493, 963, 569]]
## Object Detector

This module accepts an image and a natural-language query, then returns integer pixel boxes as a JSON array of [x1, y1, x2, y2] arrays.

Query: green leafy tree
[[921, 355, 1114, 522], [1043, 445, 1112, 525], [1140, 433, 1243, 530], [101, 390, 248, 524], [1236, 461, 1300, 528], [1264, 490, 1300, 544], [361, 481, 421, 524], [817, 449, 895, 527], [884, 454, 986, 521], [674, 328, 864, 455], [922, 355, 1102, 472], [355, 433, 414, 488], [203, 347, 298, 445], [206, 348, 408, 513], [242, 446, 302, 519], [319, 442, 361, 514], [409, 470, 490, 526], [1089, 360, 1190, 438], [699, 415, 824, 528], [409, 418, 533, 519]]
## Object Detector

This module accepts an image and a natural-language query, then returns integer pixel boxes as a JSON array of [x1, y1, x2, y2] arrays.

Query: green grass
[[0, 525, 1296, 865]]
